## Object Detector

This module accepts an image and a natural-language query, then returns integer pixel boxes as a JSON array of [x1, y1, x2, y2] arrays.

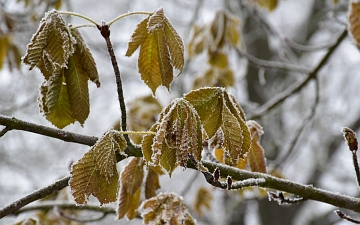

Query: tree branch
[[0, 115, 98, 146], [0, 176, 70, 219], [13, 201, 116, 215], [248, 29, 348, 120], [2, 114, 360, 217]]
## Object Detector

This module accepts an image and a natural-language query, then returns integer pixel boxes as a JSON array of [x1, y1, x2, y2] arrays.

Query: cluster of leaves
[[188, 10, 241, 89], [22, 10, 100, 128], [66, 87, 255, 223], [126, 8, 184, 95], [15, 6, 272, 224], [142, 87, 252, 176]]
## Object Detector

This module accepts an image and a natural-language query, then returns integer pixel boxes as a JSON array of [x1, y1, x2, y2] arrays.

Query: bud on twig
[[227, 176, 232, 190], [213, 167, 220, 182], [342, 127, 358, 151]]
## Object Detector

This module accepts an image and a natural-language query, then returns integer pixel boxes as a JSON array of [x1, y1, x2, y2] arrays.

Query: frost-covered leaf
[[221, 103, 243, 165], [193, 187, 213, 216], [164, 18, 184, 73], [150, 98, 203, 176], [142, 123, 159, 164], [126, 17, 148, 57], [40, 71, 76, 129], [127, 8, 184, 95], [184, 87, 223, 138], [69, 129, 125, 205], [71, 28, 100, 87], [185, 87, 251, 165], [247, 121, 267, 173], [64, 55, 89, 125], [117, 157, 144, 220], [22, 10, 75, 72], [141, 192, 196, 225], [145, 167, 161, 199]]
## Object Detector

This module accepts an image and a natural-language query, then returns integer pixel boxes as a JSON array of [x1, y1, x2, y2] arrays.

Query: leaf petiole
[[57, 11, 99, 26], [118, 131, 156, 135], [107, 11, 152, 27]]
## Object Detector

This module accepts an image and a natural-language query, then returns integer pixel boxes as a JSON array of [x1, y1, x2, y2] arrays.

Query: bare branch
[[249, 29, 348, 120], [335, 210, 360, 224], [235, 48, 311, 74], [14, 201, 116, 215], [0, 176, 70, 218]]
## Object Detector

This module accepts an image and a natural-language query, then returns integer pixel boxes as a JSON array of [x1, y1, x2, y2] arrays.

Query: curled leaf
[[150, 98, 203, 176], [247, 120, 267, 173], [22, 10, 75, 71]]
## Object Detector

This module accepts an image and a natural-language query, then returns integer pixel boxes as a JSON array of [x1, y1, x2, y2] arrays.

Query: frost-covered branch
[[0, 115, 98, 146], [2, 115, 360, 218], [200, 160, 360, 213]]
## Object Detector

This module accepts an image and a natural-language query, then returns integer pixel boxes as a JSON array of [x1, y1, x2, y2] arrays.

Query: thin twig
[[57, 11, 98, 25], [98, 22, 131, 145], [248, 29, 348, 120], [272, 79, 319, 169], [285, 38, 336, 52], [107, 11, 152, 27], [0, 126, 11, 137], [56, 206, 108, 222], [335, 210, 360, 224], [235, 48, 311, 73], [0, 176, 70, 218], [352, 151, 360, 187], [14, 201, 116, 215], [0, 115, 98, 146]]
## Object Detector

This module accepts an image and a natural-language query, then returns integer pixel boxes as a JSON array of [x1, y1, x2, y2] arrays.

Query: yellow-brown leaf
[[193, 187, 213, 216], [141, 192, 195, 225], [145, 167, 161, 199], [247, 120, 267, 173], [69, 130, 122, 205], [349, 0, 360, 49], [117, 157, 144, 220]]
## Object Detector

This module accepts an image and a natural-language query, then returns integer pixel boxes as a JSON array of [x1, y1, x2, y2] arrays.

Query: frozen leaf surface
[[141, 192, 196, 225], [117, 157, 144, 220], [149, 98, 203, 176], [22, 10, 75, 71], [126, 8, 184, 95], [69, 129, 126, 205], [184, 87, 251, 165]]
